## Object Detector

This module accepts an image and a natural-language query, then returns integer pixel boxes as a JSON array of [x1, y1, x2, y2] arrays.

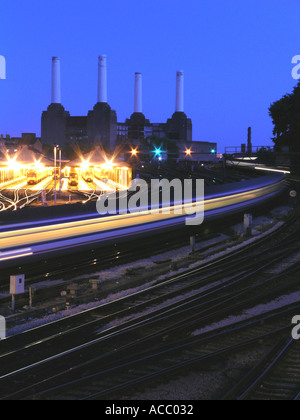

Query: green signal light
[[154, 147, 162, 157]]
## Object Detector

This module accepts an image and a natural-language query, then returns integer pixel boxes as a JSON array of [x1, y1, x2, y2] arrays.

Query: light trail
[[92, 179, 115, 192], [0, 178, 284, 251], [0, 178, 54, 212], [0, 177, 27, 190], [29, 176, 53, 191], [254, 166, 291, 175], [226, 160, 291, 175], [0, 248, 33, 262], [4, 180, 28, 190]]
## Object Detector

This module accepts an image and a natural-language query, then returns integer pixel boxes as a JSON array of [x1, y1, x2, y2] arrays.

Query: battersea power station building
[[41, 56, 216, 160]]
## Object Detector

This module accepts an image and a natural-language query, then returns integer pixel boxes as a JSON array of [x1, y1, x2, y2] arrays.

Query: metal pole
[[59, 149, 62, 195], [54, 146, 57, 204], [29, 287, 33, 307], [190, 235, 196, 254], [244, 213, 253, 236], [223, 155, 226, 183]]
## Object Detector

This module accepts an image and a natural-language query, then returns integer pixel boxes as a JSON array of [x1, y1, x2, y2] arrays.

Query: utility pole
[[29, 287, 35, 307], [54, 145, 57, 204], [54, 145, 60, 203], [59, 148, 62, 195]]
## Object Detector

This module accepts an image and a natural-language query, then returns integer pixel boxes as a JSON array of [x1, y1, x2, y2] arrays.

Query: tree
[[269, 81, 300, 152]]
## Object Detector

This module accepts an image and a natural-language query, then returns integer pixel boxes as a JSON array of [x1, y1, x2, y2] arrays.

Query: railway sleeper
[[262, 380, 300, 389], [249, 393, 294, 400]]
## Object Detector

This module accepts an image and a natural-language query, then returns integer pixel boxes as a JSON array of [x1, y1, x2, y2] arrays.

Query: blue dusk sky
[[1, 0, 299, 152]]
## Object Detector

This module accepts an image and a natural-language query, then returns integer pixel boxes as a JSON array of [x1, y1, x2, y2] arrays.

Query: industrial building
[[41, 56, 216, 161], [41, 56, 118, 151], [117, 71, 192, 145], [0, 133, 43, 155]]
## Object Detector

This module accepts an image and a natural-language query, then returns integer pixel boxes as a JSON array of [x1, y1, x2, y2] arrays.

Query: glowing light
[[0, 248, 33, 262], [185, 148, 192, 157], [254, 166, 290, 175], [33, 159, 45, 170], [6, 158, 22, 171], [153, 147, 162, 158], [80, 159, 91, 171], [236, 157, 258, 161], [103, 159, 114, 171], [131, 148, 138, 157]]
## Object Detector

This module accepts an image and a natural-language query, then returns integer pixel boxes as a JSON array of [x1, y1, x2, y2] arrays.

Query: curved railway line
[[223, 337, 300, 400], [1, 303, 299, 401], [0, 174, 287, 268], [0, 173, 298, 400], [0, 189, 300, 399]]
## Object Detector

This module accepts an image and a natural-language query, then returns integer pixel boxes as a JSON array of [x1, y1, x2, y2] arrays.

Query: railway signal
[[153, 146, 165, 161], [153, 147, 162, 158], [10, 274, 25, 312]]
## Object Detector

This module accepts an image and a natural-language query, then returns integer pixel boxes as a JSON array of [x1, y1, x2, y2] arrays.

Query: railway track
[[1, 204, 300, 346], [223, 337, 300, 400], [0, 174, 294, 287], [0, 181, 53, 212], [57, 307, 299, 401], [0, 207, 300, 399], [0, 176, 298, 400], [1, 300, 298, 400], [1, 251, 299, 375], [0, 185, 291, 299], [0, 227, 227, 295]]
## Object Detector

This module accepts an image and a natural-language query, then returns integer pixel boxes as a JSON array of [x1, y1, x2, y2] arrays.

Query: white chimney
[[51, 57, 61, 104], [134, 72, 142, 113], [175, 70, 184, 112], [98, 55, 108, 103]]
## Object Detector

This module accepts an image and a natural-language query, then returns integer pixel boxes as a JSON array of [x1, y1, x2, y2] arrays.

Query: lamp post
[[54, 146, 57, 204], [59, 148, 62, 195], [54, 145, 59, 204]]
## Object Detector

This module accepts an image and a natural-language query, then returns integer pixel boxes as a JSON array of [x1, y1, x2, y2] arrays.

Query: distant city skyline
[[1, 0, 299, 152]]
